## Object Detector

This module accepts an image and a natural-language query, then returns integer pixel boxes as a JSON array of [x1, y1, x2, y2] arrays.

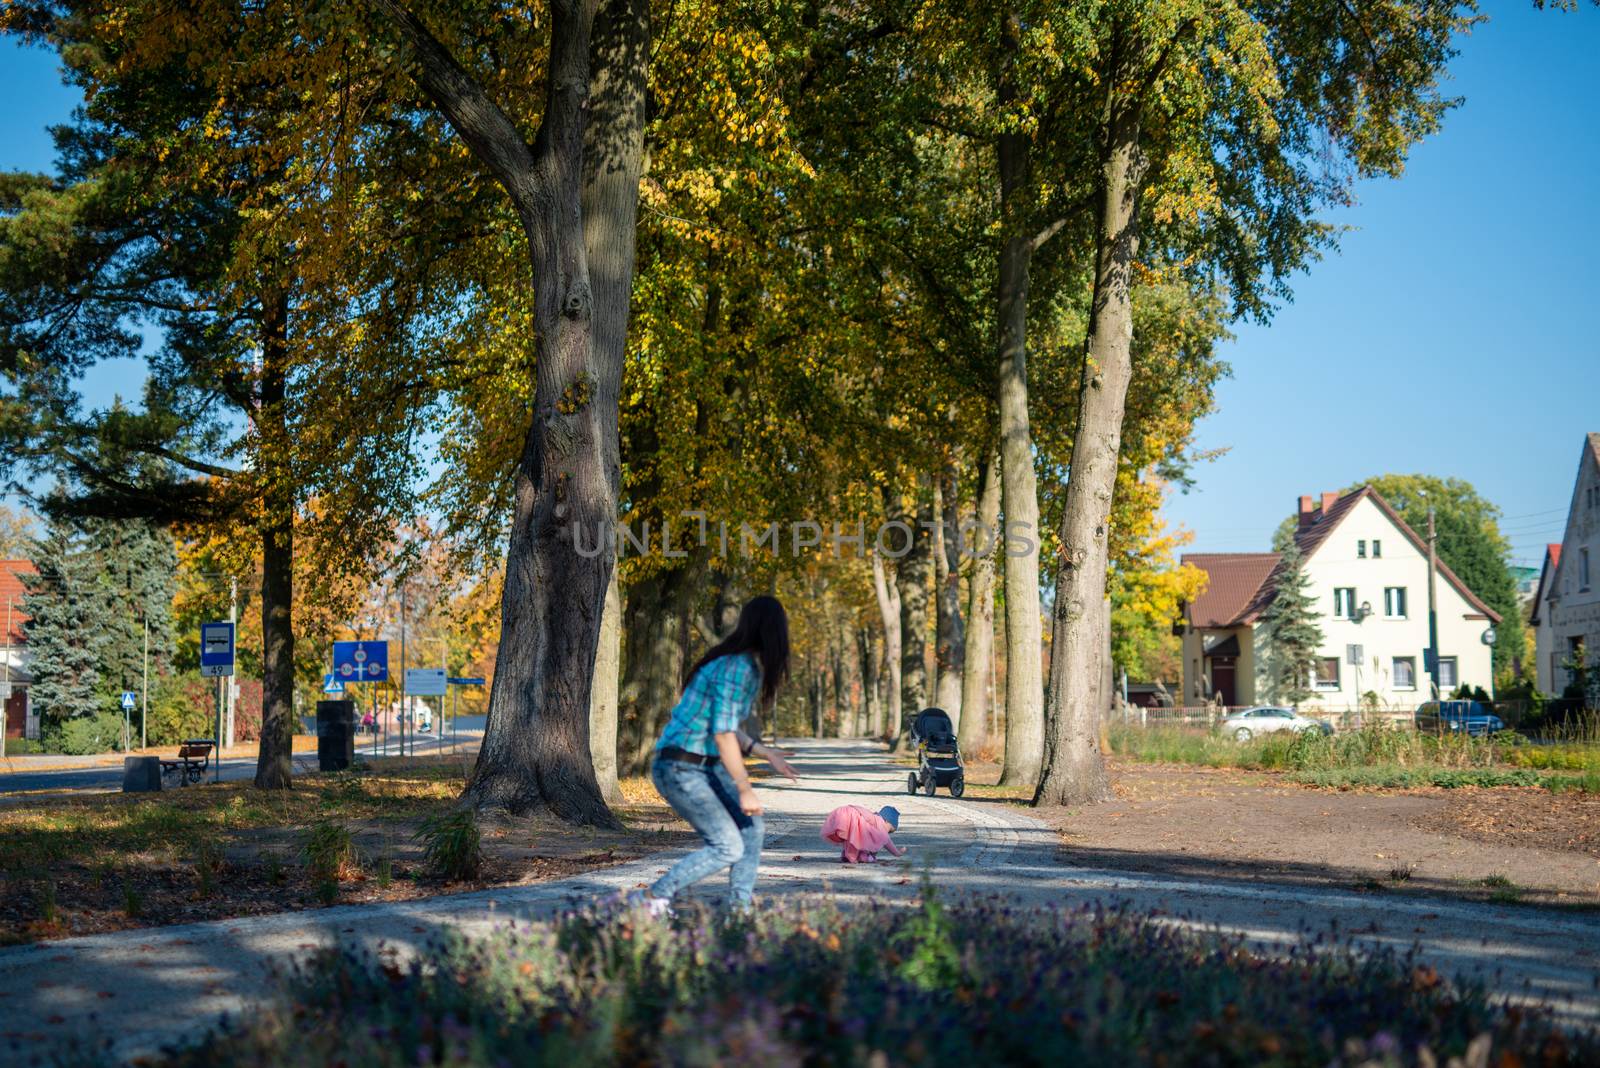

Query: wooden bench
[[161, 739, 215, 785]]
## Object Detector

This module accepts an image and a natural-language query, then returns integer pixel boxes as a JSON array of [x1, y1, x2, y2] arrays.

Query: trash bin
[[122, 755, 162, 793], [316, 699, 356, 772]]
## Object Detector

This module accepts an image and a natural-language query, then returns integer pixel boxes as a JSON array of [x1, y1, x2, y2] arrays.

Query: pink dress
[[822, 805, 895, 863]]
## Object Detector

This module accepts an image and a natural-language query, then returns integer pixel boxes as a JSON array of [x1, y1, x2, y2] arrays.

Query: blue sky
[[4, 5, 1597, 565]]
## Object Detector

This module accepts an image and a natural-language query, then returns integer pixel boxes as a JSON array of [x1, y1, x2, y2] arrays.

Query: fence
[[1115, 700, 1557, 734]]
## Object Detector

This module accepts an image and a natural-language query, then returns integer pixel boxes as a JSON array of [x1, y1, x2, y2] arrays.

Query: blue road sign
[[332, 640, 388, 683], [200, 622, 235, 677], [448, 676, 487, 686], [121, 691, 137, 711], [321, 672, 345, 695]]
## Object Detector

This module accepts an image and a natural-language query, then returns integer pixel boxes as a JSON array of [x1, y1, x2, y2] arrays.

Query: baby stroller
[[907, 707, 964, 798]]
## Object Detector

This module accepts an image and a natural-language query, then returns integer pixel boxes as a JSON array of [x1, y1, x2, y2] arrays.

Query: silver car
[[1220, 706, 1333, 741]]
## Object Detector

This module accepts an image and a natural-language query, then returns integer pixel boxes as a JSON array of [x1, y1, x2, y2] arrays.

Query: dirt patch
[[0, 766, 691, 945], [1032, 761, 1600, 907]]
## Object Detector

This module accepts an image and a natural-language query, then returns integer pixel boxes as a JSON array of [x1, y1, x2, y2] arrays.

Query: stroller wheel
[[950, 775, 965, 799], [907, 772, 918, 796], [923, 774, 938, 797]]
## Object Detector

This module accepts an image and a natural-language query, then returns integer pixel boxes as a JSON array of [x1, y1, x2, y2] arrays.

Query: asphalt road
[[0, 721, 485, 797]]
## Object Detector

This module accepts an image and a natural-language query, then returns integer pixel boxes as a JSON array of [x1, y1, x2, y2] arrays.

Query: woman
[[637, 595, 797, 915]]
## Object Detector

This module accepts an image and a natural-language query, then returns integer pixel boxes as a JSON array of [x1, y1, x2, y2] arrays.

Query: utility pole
[[2, 597, 13, 755], [399, 584, 408, 758], [141, 615, 149, 750], [1427, 507, 1441, 700], [226, 576, 237, 748]]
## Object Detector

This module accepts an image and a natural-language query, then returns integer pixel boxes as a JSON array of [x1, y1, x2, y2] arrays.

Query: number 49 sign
[[200, 622, 235, 678]]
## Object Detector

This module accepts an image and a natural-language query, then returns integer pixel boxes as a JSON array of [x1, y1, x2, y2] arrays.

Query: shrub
[[415, 809, 482, 882], [141, 889, 1598, 1068], [301, 820, 360, 885], [146, 675, 216, 747], [52, 711, 127, 755]]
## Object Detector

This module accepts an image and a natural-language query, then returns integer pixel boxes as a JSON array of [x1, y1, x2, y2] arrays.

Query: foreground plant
[[113, 887, 1594, 1067]]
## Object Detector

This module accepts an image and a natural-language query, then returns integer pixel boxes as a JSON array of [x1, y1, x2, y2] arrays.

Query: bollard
[[122, 755, 162, 793]]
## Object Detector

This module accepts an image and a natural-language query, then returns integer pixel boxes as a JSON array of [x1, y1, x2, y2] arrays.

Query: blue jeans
[[649, 757, 764, 909]]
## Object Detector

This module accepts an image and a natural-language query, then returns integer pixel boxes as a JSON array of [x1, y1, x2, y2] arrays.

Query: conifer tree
[[1256, 546, 1324, 708], [22, 516, 107, 731], [86, 515, 177, 705]]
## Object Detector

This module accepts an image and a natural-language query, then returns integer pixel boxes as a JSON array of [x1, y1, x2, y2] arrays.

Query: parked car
[[1219, 706, 1334, 742], [1413, 700, 1504, 737]]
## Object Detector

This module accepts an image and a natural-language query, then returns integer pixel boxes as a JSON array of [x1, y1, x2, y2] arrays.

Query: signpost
[[332, 640, 389, 683], [321, 673, 344, 695], [199, 622, 234, 782], [446, 676, 485, 755], [121, 691, 136, 752], [405, 668, 446, 748]]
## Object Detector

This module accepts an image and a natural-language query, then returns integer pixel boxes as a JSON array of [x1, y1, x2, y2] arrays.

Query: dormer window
[[1357, 540, 1366, 558]]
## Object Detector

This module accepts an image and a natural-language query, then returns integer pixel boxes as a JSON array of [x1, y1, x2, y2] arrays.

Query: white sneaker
[[616, 889, 674, 918]]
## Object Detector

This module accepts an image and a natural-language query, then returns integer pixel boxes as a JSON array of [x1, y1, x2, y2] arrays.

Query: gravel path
[[2, 740, 1597, 1064]]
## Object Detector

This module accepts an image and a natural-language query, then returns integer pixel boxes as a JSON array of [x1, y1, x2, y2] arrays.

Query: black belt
[[658, 746, 717, 766]]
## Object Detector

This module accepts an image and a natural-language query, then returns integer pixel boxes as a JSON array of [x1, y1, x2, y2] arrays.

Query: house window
[[1314, 657, 1341, 690], [1383, 587, 1408, 619], [1438, 656, 1458, 689], [1582, 548, 1591, 592], [1333, 587, 1357, 619], [1393, 656, 1417, 690], [1372, 539, 1381, 558], [1357, 540, 1367, 558]]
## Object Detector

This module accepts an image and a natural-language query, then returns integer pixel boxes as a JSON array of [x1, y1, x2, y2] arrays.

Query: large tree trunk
[[580, 0, 647, 808], [254, 291, 295, 790], [933, 461, 965, 720], [377, 0, 645, 825], [893, 489, 934, 750], [588, 564, 623, 804], [1036, 54, 1145, 808], [870, 553, 901, 742], [993, 11, 1045, 789], [958, 448, 1000, 757]]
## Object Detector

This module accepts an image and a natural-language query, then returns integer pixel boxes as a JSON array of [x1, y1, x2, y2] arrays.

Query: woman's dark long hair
[[685, 595, 790, 708]]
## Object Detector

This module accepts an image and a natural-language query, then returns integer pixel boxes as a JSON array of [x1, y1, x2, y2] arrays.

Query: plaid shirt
[[656, 653, 760, 757]]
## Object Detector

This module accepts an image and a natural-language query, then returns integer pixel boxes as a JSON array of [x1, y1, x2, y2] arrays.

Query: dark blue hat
[[878, 806, 900, 831]]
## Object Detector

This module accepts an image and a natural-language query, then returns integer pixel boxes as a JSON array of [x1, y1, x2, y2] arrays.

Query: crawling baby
[[821, 804, 906, 863]]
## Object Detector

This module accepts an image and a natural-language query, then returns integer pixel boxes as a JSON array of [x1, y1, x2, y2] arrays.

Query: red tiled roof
[[1182, 553, 1280, 628], [0, 560, 35, 646], [1532, 543, 1563, 625], [1548, 543, 1562, 569], [1240, 488, 1501, 624]]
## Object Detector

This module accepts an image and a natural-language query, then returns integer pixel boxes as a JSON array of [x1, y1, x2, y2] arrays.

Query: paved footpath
[[3, 740, 1598, 1064]]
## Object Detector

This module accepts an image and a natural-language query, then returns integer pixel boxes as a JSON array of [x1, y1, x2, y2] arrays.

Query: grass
[[1109, 724, 1600, 792], [105, 885, 1597, 1068], [0, 763, 466, 877], [415, 809, 482, 882]]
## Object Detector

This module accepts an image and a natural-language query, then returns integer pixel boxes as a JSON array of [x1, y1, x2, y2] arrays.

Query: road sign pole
[[141, 617, 149, 751], [215, 675, 223, 783]]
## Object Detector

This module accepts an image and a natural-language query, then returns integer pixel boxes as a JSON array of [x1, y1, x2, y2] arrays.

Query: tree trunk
[[994, 11, 1045, 789], [870, 553, 901, 743], [377, 0, 646, 825], [859, 626, 882, 739], [588, 564, 623, 804], [933, 461, 965, 720], [1036, 56, 1146, 808], [894, 489, 934, 750], [619, 569, 687, 773], [959, 448, 1000, 757], [254, 291, 295, 790]]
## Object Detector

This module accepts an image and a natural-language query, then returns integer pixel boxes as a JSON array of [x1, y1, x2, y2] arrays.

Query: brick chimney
[[1321, 491, 1339, 514], [1298, 495, 1316, 526]]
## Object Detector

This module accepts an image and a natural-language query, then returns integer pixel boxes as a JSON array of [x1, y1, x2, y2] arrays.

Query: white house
[[1180, 488, 1500, 710], [1532, 433, 1600, 697]]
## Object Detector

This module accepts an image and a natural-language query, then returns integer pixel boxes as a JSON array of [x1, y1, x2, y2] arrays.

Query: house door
[[1210, 659, 1237, 707]]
